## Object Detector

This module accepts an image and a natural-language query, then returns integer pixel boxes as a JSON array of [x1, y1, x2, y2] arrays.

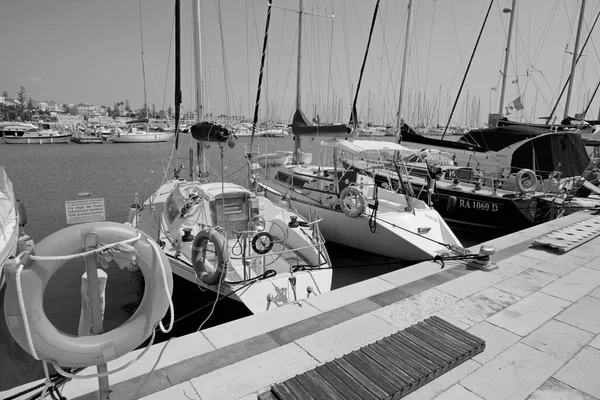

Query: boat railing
[[0, 167, 17, 243]]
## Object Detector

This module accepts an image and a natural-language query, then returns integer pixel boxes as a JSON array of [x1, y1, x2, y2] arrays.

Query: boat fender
[[3, 221, 173, 368], [339, 186, 366, 218], [446, 196, 458, 212], [16, 199, 27, 227], [192, 228, 229, 285], [515, 169, 537, 193], [252, 232, 274, 254]]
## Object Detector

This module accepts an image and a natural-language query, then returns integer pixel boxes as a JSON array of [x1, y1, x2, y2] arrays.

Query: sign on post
[[65, 198, 106, 225]]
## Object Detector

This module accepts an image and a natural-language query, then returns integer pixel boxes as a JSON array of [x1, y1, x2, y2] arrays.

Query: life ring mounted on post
[[339, 186, 366, 218], [2, 221, 173, 368], [192, 228, 229, 286], [515, 169, 537, 193]]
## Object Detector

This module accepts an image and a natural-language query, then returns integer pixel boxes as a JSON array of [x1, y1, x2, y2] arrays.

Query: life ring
[[339, 186, 366, 218], [192, 228, 229, 285], [3, 221, 173, 368], [252, 232, 274, 255], [515, 169, 537, 193]]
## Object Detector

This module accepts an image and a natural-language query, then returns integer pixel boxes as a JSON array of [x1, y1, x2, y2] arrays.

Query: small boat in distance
[[2, 122, 71, 144], [107, 119, 174, 143]]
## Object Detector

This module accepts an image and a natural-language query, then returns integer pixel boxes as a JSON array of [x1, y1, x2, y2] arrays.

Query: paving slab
[[519, 248, 558, 261], [467, 321, 520, 364], [527, 377, 598, 400], [295, 312, 396, 363], [140, 381, 200, 400], [429, 311, 471, 330], [189, 343, 318, 400], [487, 292, 571, 336], [304, 275, 396, 312], [554, 346, 600, 398], [521, 319, 595, 361], [63, 331, 216, 399], [377, 260, 455, 288], [531, 253, 592, 276], [541, 267, 600, 301], [488, 260, 527, 279], [583, 257, 600, 271], [401, 360, 481, 400], [371, 288, 457, 330], [588, 285, 600, 299], [568, 242, 600, 260], [460, 342, 564, 400], [201, 301, 320, 348], [555, 295, 600, 334], [435, 270, 505, 299], [341, 298, 381, 316], [589, 335, 600, 350], [493, 268, 558, 297], [434, 384, 484, 400], [439, 287, 521, 327]]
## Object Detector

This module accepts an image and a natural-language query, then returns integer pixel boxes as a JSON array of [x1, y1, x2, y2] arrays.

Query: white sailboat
[[129, 0, 332, 314], [250, 0, 463, 261], [0, 167, 31, 288]]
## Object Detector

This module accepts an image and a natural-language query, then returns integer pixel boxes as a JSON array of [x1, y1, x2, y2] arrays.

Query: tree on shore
[[124, 100, 131, 112], [16, 86, 27, 108], [2, 91, 7, 98]]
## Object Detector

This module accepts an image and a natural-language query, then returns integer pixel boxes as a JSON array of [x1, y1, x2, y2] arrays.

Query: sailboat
[[108, 5, 174, 145], [128, 0, 332, 314], [367, 0, 600, 234], [0, 167, 31, 288], [250, 0, 463, 261]]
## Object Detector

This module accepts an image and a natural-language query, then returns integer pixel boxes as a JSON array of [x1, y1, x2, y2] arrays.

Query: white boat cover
[[320, 139, 417, 156]]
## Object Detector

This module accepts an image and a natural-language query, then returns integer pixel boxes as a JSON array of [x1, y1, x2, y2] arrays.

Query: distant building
[[70, 103, 102, 116], [1, 98, 22, 107]]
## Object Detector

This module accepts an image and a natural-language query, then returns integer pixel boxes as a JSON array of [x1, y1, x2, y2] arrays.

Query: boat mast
[[192, 0, 206, 181], [174, 0, 182, 152], [139, 0, 149, 131], [395, 0, 413, 139], [564, 0, 586, 119], [497, 0, 517, 120], [293, 0, 304, 165]]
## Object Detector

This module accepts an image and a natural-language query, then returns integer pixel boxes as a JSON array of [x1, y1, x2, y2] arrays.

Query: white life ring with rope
[[192, 228, 229, 285], [3, 221, 173, 368], [515, 169, 537, 193], [340, 186, 366, 218]]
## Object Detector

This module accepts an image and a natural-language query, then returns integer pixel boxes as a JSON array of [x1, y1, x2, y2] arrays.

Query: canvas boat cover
[[291, 109, 353, 137], [190, 121, 234, 143]]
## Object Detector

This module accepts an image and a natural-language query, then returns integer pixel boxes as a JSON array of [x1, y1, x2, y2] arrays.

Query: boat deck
[[4, 210, 600, 400]]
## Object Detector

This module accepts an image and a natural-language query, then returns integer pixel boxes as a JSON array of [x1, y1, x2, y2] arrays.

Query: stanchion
[[82, 229, 110, 399]]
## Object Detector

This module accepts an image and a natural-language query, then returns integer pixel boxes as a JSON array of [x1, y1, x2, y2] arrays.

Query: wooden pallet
[[258, 316, 485, 400], [531, 215, 600, 252]]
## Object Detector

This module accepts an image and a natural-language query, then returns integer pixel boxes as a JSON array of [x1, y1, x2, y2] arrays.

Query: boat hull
[[4, 134, 71, 144], [108, 132, 173, 143], [256, 178, 460, 261]]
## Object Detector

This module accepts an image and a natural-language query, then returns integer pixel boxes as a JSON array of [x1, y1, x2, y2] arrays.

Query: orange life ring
[[339, 186, 366, 218], [515, 169, 537, 193], [3, 221, 173, 368], [192, 228, 229, 285]]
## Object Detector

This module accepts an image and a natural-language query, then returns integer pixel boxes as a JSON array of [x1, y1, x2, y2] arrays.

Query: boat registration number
[[459, 199, 499, 212]]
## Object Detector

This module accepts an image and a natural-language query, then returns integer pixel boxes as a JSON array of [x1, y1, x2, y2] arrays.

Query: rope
[[29, 233, 142, 261], [147, 238, 175, 334]]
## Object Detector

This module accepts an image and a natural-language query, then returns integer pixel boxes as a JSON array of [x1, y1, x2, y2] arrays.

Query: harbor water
[[0, 134, 492, 390]]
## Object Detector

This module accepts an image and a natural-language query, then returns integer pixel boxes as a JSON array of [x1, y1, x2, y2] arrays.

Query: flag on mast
[[505, 96, 524, 115]]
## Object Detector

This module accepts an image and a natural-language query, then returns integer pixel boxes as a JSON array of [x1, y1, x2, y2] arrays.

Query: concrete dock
[[3, 210, 600, 400]]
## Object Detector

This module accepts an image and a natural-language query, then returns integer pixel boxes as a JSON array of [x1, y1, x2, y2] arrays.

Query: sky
[[1, 0, 599, 127]]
